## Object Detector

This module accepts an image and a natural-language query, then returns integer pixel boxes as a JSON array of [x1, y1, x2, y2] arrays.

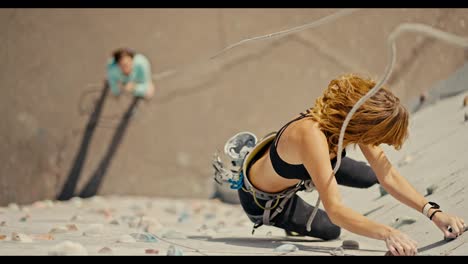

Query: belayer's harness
[[212, 131, 321, 233]]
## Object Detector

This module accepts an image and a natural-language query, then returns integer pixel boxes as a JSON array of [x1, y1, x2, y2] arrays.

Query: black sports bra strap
[[273, 113, 307, 147], [299, 108, 311, 117]]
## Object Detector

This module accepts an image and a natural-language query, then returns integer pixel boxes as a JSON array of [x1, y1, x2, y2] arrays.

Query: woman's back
[[249, 116, 336, 193]]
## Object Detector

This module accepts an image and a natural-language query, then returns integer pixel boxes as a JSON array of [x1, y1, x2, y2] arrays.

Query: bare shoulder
[[295, 118, 327, 145], [294, 118, 329, 157]]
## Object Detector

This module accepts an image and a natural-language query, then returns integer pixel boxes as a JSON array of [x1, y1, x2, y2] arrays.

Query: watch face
[[429, 202, 440, 209]]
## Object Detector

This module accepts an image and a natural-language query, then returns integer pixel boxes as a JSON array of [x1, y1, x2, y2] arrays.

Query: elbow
[[377, 173, 397, 189], [327, 212, 341, 227], [376, 166, 399, 187], [324, 203, 343, 226]]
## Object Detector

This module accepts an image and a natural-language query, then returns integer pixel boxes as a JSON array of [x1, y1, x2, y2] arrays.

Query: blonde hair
[[308, 74, 409, 156]]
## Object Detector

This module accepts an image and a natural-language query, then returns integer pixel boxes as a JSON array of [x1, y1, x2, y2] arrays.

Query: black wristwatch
[[422, 202, 440, 218]]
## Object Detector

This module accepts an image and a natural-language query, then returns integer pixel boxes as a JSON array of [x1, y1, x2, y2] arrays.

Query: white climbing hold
[[274, 244, 299, 253], [82, 224, 104, 236], [49, 226, 69, 234], [43, 200, 54, 208], [48, 241, 88, 256], [140, 216, 164, 233], [117, 234, 136, 243], [330, 246, 345, 256], [89, 196, 107, 207], [32, 201, 47, 209], [70, 215, 83, 222], [161, 230, 186, 239], [128, 218, 140, 228], [8, 203, 20, 211], [70, 197, 83, 208], [166, 245, 184, 256], [11, 232, 33, 243]]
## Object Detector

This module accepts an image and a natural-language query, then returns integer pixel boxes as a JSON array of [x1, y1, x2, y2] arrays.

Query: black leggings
[[237, 156, 379, 241]]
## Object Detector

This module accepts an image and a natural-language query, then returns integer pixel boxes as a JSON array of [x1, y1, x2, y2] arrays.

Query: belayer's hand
[[124, 82, 135, 93]]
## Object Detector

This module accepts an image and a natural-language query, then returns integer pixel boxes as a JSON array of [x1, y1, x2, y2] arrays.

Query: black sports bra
[[269, 111, 346, 181]]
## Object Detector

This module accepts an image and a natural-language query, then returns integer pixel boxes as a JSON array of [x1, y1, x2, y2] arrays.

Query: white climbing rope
[[151, 9, 359, 82], [313, 23, 468, 232], [333, 23, 468, 176], [209, 9, 359, 60]]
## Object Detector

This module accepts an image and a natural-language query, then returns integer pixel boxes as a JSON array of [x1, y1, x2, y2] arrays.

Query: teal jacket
[[107, 54, 152, 97]]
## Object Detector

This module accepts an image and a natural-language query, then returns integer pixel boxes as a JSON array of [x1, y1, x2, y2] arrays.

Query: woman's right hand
[[384, 229, 418, 256], [431, 211, 465, 239]]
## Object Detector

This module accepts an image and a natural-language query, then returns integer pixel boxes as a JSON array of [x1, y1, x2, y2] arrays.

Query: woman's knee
[[285, 206, 341, 240], [336, 158, 379, 188], [361, 171, 379, 188], [312, 213, 341, 240], [320, 225, 341, 241]]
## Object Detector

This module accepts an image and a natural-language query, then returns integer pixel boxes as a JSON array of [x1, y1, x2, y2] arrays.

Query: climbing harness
[[213, 130, 319, 233]]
